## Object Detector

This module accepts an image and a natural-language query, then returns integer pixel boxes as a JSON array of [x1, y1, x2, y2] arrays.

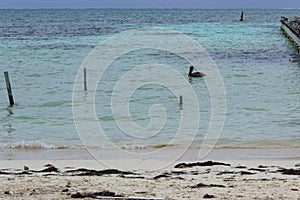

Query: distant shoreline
[[0, 8, 300, 10]]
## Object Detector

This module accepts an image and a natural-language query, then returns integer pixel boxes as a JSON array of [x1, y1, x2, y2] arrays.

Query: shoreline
[[1, 147, 300, 170]]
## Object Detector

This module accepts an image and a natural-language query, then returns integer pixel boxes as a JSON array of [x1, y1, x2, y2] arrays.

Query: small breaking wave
[[118, 143, 180, 150], [0, 141, 58, 150], [120, 144, 147, 150]]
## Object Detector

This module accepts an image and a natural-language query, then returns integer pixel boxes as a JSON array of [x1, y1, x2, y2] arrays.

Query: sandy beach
[[0, 148, 299, 199], [1, 6, 300, 200]]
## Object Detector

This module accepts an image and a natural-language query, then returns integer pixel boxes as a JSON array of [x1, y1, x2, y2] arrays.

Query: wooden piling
[[84, 68, 87, 91], [179, 95, 183, 106], [240, 11, 244, 22], [4, 71, 14, 106]]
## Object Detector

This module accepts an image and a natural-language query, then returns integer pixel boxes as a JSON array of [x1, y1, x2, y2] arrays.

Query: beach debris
[[19, 171, 32, 175], [0, 167, 137, 177], [258, 165, 269, 168], [0, 170, 31, 175], [36, 166, 59, 173], [217, 171, 236, 175], [191, 183, 226, 188], [191, 170, 201, 175], [65, 168, 136, 176], [174, 161, 230, 168], [71, 190, 121, 198], [44, 164, 54, 167], [217, 170, 256, 176], [134, 191, 148, 195], [66, 181, 71, 188], [203, 194, 216, 199], [71, 189, 166, 200], [29, 189, 36, 196], [152, 170, 189, 180], [295, 163, 300, 167], [170, 171, 187, 175], [24, 166, 29, 171], [119, 174, 145, 179], [94, 198, 167, 200], [277, 168, 300, 175], [153, 173, 171, 180], [242, 178, 271, 182], [0, 171, 10, 175], [235, 165, 247, 169], [4, 191, 10, 195], [291, 188, 299, 191], [62, 189, 69, 193], [240, 171, 256, 175], [248, 168, 267, 172]]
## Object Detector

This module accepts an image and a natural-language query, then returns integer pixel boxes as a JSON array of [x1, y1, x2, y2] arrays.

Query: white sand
[[0, 148, 299, 199]]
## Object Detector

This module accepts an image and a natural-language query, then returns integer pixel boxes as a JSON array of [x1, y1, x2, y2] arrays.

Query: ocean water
[[0, 9, 299, 151]]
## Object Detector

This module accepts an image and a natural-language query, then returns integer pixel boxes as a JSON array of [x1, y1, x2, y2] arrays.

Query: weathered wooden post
[[84, 68, 87, 91], [4, 71, 14, 106], [179, 95, 183, 106]]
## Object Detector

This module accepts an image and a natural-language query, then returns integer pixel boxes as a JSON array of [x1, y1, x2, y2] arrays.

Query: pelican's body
[[188, 66, 205, 77]]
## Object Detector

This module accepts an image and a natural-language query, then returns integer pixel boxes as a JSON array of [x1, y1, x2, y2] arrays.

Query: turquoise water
[[0, 9, 299, 150]]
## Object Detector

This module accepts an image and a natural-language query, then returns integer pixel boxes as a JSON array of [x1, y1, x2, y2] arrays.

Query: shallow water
[[0, 9, 299, 150]]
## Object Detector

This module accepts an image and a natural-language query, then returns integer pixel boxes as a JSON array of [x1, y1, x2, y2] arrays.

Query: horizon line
[[0, 7, 299, 10]]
